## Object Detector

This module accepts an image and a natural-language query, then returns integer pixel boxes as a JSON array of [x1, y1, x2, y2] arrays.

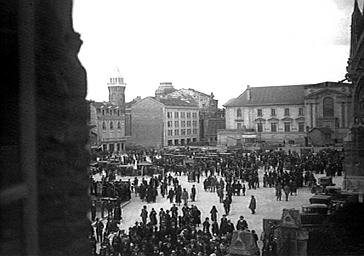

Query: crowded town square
[[88, 147, 346, 256]]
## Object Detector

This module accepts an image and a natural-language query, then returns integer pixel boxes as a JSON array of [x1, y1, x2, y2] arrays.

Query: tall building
[[154, 83, 225, 145], [344, 0, 364, 201], [130, 96, 199, 148], [89, 71, 127, 152]]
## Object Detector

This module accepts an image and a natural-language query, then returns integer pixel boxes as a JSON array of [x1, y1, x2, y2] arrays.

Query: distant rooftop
[[156, 97, 198, 107], [224, 84, 306, 107]]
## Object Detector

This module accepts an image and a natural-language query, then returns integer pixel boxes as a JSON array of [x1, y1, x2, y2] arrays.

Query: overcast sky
[[73, 0, 359, 107]]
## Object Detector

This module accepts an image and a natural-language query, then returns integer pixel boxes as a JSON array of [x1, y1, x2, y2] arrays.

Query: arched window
[[323, 97, 334, 117], [102, 121, 106, 130], [237, 108, 242, 118], [110, 121, 113, 130], [117, 122, 121, 129]]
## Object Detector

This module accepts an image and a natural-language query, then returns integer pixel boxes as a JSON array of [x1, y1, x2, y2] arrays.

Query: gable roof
[[224, 85, 305, 107]]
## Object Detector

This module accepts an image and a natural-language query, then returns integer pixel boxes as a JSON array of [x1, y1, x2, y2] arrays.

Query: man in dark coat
[[249, 195, 256, 214], [191, 185, 196, 202]]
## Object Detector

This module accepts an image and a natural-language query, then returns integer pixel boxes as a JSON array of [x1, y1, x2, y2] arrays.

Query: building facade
[[89, 72, 127, 152], [130, 97, 199, 148], [220, 82, 353, 147], [305, 82, 353, 145], [223, 85, 307, 146], [154, 83, 225, 145]]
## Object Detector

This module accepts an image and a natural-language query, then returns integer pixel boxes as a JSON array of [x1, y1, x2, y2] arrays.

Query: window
[[181, 129, 186, 135], [192, 112, 197, 118], [181, 121, 186, 127], [284, 108, 290, 116], [117, 122, 121, 129], [174, 121, 179, 127], [192, 120, 197, 127], [187, 112, 191, 118], [257, 109, 262, 117], [117, 110, 120, 116], [193, 138, 197, 142], [167, 121, 172, 128], [271, 123, 277, 132], [102, 121, 106, 130], [237, 108, 242, 117], [168, 140, 173, 146], [181, 112, 186, 118], [167, 112, 173, 118], [299, 107, 304, 116], [110, 121, 113, 130], [237, 123, 242, 129], [187, 129, 191, 135], [168, 130, 173, 136], [110, 109, 112, 116], [298, 122, 305, 132], [323, 97, 334, 117], [187, 138, 191, 144], [187, 121, 191, 127], [257, 123, 263, 132], [174, 139, 179, 145], [174, 112, 179, 118], [284, 122, 291, 132], [193, 128, 197, 134], [174, 129, 179, 136], [102, 109, 105, 115], [271, 108, 276, 116]]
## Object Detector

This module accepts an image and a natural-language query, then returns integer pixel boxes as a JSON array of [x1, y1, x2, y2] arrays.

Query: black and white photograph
[[1, 0, 364, 255]]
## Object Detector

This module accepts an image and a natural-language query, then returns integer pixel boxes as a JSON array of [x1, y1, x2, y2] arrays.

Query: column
[[310, 103, 313, 128], [341, 102, 345, 128]]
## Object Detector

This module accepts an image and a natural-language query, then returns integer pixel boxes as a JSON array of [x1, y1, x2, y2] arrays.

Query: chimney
[[246, 85, 251, 101]]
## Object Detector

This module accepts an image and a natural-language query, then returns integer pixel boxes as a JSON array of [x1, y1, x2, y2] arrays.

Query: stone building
[[89, 72, 127, 152], [222, 85, 307, 146], [130, 97, 199, 148], [220, 82, 353, 147], [154, 83, 225, 145], [305, 81, 353, 145], [344, 0, 364, 201]]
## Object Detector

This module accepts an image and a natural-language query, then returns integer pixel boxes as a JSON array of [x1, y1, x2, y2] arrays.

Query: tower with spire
[[108, 67, 126, 111], [350, 0, 364, 60]]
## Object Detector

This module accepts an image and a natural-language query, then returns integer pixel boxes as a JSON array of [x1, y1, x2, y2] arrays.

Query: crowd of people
[[89, 147, 344, 256]]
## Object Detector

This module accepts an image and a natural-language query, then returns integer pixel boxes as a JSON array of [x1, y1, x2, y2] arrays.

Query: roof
[[156, 97, 198, 107], [223, 85, 305, 107]]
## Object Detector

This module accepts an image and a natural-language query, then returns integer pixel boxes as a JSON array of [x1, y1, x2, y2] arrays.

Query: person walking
[[203, 217, 211, 234], [223, 197, 231, 215], [95, 218, 104, 243], [91, 201, 97, 221], [191, 185, 196, 202], [140, 205, 148, 225], [283, 184, 290, 201], [149, 208, 157, 226], [210, 205, 218, 222], [249, 195, 256, 214], [182, 188, 189, 205], [168, 188, 175, 204]]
